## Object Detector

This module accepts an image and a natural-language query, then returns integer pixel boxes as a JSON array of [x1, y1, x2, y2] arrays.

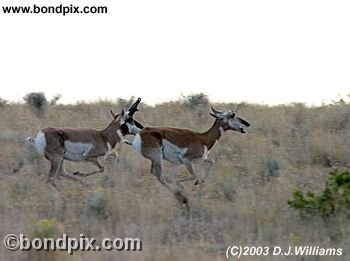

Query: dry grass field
[[0, 97, 349, 260]]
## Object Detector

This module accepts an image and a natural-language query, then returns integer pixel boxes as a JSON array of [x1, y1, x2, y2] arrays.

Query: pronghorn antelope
[[26, 98, 143, 188], [126, 107, 250, 204]]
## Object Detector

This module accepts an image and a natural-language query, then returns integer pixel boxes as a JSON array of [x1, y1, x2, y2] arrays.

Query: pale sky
[[1, 0, 349, 106]]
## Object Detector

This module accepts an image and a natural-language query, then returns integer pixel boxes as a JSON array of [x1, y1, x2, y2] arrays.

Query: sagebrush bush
[[259, 157, 281, 181], [215, 176, 236, 201], [85, 189, 110, 219], [117, 96, 137, 110], [49, 94, 61, 106], [32, 218, 63, 239], [27, 218, 63, 261], [0, 97, 8, 107], [181, 93, 209, 109]]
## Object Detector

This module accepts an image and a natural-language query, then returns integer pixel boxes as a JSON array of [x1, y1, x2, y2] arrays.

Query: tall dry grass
[[0, 99, 349, 260]]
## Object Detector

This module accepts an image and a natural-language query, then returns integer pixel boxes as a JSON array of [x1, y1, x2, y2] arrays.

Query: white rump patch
[[34, 131, 46, 156], [131, 133, 142, 154], [161, 139, 187, 164], [63, 141, 93, 161], [219, 126, 224, 136]]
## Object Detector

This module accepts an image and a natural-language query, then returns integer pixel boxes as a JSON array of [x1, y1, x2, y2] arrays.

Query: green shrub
[[288, 169, 350, 218], [23, 92, 48, 117]]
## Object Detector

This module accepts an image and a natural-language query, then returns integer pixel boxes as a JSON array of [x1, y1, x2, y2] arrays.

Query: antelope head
[[111, 98, 144, 135], [210, 107, 250, 133]]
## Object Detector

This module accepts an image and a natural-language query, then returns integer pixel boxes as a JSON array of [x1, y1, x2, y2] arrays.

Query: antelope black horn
[[211, 107, 223, 114], [128, 97, 141, 116]]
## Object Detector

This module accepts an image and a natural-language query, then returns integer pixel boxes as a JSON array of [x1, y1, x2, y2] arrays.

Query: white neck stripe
[[219, 126, 224, 137]]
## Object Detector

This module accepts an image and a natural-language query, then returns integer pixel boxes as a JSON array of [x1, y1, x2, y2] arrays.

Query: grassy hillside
[[0, 97, 349, 260]]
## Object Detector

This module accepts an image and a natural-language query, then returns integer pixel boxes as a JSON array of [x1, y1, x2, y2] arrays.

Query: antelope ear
[[210, 112, 220, 119], [110, 110, 116, 118]]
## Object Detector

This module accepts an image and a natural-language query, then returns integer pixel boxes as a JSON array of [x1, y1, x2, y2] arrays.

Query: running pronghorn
[[126, 107, 250, 205], [26, 98, 143, 189]]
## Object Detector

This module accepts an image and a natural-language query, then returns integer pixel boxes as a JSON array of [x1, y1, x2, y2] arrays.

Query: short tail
[[25, 137, 35, 145], [123, 139, 133, 145]]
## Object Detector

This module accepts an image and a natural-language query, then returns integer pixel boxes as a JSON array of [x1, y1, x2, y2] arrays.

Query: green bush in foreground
[[288, 169, 350, 218]]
